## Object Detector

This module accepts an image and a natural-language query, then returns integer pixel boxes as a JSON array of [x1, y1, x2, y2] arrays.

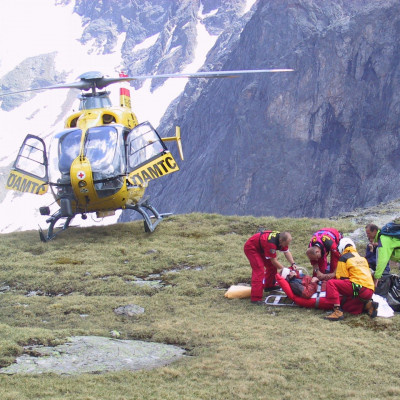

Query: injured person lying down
[[283, 268, 326, 299], [266, 270, 333, 310]]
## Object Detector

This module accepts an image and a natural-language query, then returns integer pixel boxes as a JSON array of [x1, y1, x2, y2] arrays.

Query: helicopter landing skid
[[39, 211, 74, 242], [125, 198, 171, 233]]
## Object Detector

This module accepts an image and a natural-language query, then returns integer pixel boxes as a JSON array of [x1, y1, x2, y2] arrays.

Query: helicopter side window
[[128, 122, 166, 170], [14, 137, 47, 179]]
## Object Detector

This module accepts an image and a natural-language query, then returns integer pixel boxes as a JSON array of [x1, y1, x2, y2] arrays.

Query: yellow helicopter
[[2, 68, 293, 241]]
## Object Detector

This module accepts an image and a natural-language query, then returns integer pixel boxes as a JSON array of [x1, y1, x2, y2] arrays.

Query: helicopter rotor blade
[[0, 82, 82, 97], [0, 68, 294, 97], [122, 69, 294, 81], [79, 69, 295, 88]]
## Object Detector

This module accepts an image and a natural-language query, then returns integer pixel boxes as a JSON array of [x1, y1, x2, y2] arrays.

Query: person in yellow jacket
[[325, 238, 378, 321]]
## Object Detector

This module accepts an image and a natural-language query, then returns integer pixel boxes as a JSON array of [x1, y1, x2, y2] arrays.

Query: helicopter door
[[126, 122, 179, 186], [5, 134, 48, 195]]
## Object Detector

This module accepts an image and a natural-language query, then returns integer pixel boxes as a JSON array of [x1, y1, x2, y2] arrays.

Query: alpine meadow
[[0, 213, 400, 400]]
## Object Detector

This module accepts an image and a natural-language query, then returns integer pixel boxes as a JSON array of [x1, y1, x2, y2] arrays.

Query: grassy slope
[[0, 213, 399, 400]]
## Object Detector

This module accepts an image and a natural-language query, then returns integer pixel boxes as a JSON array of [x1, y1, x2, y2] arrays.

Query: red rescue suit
[[244, 231, 289, 302], [325, 245, 375, 314], [308, 228, 342, 275]]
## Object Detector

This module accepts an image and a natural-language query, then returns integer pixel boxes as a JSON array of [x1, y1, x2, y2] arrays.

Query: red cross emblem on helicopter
[[77, 170, 86, 180]]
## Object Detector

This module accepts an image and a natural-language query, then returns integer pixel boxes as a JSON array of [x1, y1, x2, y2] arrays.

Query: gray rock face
[[0, 336, 185, 375], [140, 0, 400, 219]]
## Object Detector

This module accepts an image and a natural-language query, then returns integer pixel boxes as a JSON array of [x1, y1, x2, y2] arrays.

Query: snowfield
[[0, 0, 239, 233]]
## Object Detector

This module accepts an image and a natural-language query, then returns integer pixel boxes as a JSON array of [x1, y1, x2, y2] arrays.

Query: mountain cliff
[[136, 0, 400, 220]]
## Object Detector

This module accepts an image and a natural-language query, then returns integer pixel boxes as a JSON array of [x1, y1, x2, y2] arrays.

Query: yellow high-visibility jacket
[[335, 246, 375, 291]]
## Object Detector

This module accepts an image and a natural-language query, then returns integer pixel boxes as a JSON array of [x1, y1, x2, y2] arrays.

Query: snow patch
[[242, 0, 258, 16], [133, 33, 160, 51], [133, 9, 219, 127], [0, 1, 221, 233]]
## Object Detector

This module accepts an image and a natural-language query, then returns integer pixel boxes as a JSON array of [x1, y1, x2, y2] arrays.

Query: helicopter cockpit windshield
[[85, 126, 125, 197], [48, 125, 127, 198]]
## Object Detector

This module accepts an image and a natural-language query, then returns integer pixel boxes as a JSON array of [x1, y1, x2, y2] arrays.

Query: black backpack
[[376, 274, 400, 312], [386, 275, 400, 312]]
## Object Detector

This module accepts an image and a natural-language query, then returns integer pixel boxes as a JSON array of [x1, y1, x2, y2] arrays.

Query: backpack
[[374, 274, 400, 311], [385, 275, 400, 312], [375, 275, 392, 297], [380, 222, 400, 238]]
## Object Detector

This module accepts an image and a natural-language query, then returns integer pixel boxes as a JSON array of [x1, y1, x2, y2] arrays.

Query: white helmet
[[281, 267, 291, 279], [338, 237, 356, 254]]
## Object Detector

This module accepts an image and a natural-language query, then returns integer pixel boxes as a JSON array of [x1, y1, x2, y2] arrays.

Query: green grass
[[0, 213, 399, 400]]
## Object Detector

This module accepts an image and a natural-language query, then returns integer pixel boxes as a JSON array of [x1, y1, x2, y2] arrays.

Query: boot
[[324, 306, 344, 321], [364, 300, 379, 318]]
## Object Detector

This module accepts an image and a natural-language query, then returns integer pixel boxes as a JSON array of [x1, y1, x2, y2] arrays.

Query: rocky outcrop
[[0, 336, 185, 375], [73, 0, 252, 90], [0, 53, 64, 111]]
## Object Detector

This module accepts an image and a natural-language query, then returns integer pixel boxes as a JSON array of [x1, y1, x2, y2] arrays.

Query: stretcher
[[264, 294, 297, 306], [269, 274, 394, 317], [271, 274, 334, 310]]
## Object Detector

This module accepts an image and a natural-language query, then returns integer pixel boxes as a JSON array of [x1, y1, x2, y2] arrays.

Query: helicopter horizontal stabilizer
[[162, 126, 184, 161]]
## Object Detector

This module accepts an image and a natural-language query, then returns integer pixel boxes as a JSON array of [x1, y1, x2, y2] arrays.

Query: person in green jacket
[[366, 223, 400, 286]]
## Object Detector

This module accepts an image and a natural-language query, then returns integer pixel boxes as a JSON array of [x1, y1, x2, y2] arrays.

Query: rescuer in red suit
[[306, 228, 342, 281], [324, 237, 378, 321], [244, 230, 296, 304]]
